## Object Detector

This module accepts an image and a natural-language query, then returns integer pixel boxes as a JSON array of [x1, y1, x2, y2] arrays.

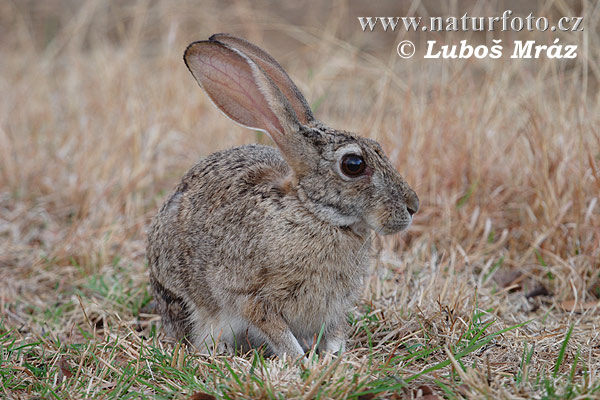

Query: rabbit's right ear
[[184, 40, 301, 155], [209, 33, 314, 125]]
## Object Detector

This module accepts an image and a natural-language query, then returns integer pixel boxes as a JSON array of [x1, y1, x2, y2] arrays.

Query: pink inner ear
[[186, 42, 285, 137], [209, 34, 314, 125]]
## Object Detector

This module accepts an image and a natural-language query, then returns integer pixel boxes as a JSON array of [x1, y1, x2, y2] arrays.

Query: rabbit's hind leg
[[150, 271, 194, 345]]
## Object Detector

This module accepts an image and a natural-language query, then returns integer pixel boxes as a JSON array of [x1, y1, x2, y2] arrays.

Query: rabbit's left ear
[[209, 33, 315, 125]]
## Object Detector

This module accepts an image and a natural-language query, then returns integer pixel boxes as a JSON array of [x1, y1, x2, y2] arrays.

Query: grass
[[1, 0, 599, 398]]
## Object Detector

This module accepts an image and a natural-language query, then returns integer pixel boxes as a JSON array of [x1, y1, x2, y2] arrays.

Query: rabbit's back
[[148, 144, 289, 297]]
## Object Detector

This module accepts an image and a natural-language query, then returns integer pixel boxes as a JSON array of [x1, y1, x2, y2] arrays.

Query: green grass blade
[[553, 324, 574, 378]]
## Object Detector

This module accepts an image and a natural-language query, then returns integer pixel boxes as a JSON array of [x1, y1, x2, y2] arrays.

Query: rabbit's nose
[[406, 189, 419, 216]]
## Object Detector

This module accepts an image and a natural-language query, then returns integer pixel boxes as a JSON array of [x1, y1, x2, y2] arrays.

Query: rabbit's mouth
[[380, 216, 413, 235], [365, 207, 414, 235]]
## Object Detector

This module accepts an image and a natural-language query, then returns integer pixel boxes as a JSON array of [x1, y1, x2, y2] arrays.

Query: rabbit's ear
[[209, 33, 314, 125], [184, 40, 302, 153]]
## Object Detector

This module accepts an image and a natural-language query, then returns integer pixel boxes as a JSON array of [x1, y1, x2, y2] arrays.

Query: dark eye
[[340, 154, 366, 177]]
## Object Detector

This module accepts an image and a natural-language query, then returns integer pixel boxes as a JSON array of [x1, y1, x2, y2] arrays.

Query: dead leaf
[[526, 285, 550, 299], [357, 394, 376, 400], [493, 269, 524, 290], [417, 385, 433, 395], [189, 393, 217, 400], [413, 385, 440, 399], [560, 299, 600, 313], [58, 358, 73, 379], [457, 384, 471, 396]]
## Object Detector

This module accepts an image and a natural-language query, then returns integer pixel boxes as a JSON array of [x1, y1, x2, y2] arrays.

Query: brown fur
[[147, 34, 418, 359]]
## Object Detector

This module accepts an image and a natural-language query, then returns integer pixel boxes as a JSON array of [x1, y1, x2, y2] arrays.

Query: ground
[[0, 1, 599, 399]]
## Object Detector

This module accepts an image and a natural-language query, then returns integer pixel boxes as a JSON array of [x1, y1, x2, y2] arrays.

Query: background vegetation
[[0, 0, 599, 398]]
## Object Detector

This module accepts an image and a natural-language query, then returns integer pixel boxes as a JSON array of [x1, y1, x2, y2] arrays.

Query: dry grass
[[1, 0, 599, 398]]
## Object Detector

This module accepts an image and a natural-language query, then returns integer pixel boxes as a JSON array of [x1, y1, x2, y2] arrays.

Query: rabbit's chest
[[279, 245, 369, 332]]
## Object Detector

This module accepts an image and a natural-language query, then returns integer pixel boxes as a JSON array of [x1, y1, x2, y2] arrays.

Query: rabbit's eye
[[340, 154, 366, 177]]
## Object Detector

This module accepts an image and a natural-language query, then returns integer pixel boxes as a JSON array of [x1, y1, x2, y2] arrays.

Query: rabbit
[[147, 33, 419, 359]]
